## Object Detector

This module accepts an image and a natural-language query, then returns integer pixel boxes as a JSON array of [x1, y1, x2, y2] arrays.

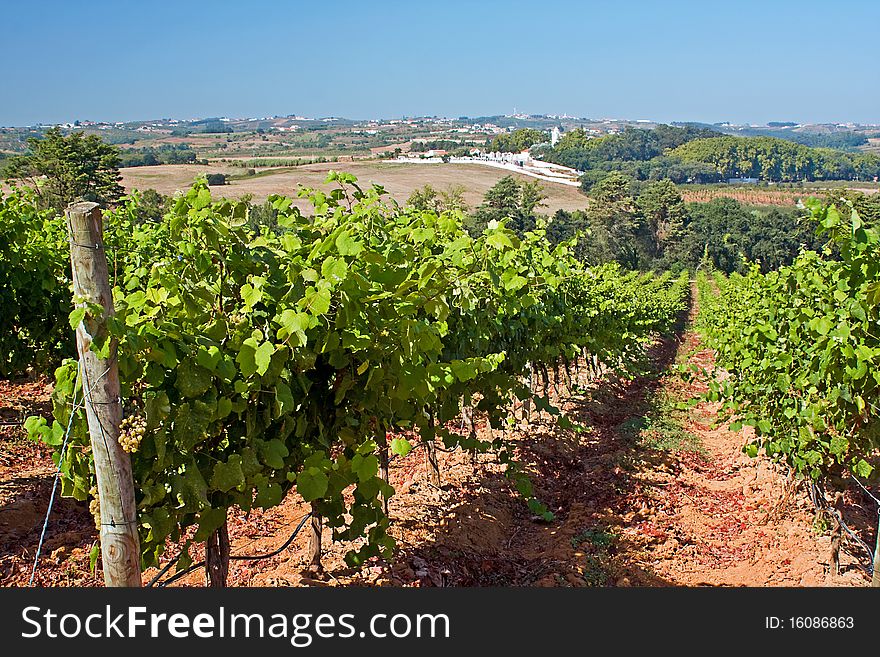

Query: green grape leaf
[[302, 286, 332, 316], [255, 482, 283, 508], [275, 382, 295, 415], [351, 454, 379, 482], [175, 358, 213, 398], [236, 338, 260, 378], [254, 341, 275, 376], [210, 455, 245, 492], [193, 507, 228, 542], [390, 438, 412, 456], [68, 307, 86, 330], [855, 459, 873, 478], [196, 345, 222, 372], [296, 467, 329, 501], [335, 231, 364, 256], [171, 464, 210, 512], [258, 438, 289, 469], [89, 543, 100, 573]]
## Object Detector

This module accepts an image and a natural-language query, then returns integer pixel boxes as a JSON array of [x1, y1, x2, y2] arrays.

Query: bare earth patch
[[120, 162, 589, 215]]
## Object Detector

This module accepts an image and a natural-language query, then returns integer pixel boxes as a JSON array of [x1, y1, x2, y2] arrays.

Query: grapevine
[[700, 196, 880, 481], [23, 173, 690, 577]]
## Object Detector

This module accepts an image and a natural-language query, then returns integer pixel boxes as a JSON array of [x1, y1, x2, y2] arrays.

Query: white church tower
[[551, 126, 561, 146]]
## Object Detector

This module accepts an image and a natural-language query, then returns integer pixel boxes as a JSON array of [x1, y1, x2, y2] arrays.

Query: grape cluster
[[88, 484, 101, 531], [118, 415, 147, 453]]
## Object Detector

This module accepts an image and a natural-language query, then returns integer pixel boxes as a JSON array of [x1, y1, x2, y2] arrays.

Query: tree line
[[671, 136, 880, 182], [725, 127, 868, 151], [489, 128, 549, 153], [429, 172, 880, 275], [516, 124, 880, 189], [7, 127, 878, 280], [547, 174, 829, 273], [409, 139, 484, 155], [117, 143, 203, 167]]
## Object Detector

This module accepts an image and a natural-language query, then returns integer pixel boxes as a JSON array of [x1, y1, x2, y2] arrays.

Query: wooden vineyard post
[[424, 410, 441, 488], [378, 438, 390, 515], [522, 362, 532, 425], [424, 440, 441, 488], [205, 522, 230, 587], [308, 502, 323, 573], [872, 512, 880, 588], [66, 202, 142, 587], [465, 405, 478, 466]]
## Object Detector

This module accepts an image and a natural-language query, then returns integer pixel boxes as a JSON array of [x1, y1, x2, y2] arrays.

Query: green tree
[[588, 173, 651, 269], [670, 135, 878, 182], [408, 184, 470, 215], [670, 198, 819, 274], [465, 176, 545, 237], [637, 180, 689, 258], [590, 172, 633, 205], [438, 184, 469, 214], [482, 175, 522, 214], [407, 184, 441, 213], [5, 127, 124, 212], [519, 180, 547, 216], [547, 209, 591, 262], [490, 129, 549, 153], [130, 188, 169, 224]]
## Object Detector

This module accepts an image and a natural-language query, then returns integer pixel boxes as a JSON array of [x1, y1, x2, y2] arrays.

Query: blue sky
[[2, 0, 878, 126]]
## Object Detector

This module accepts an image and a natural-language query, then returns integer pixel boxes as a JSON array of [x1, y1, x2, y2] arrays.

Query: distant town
[[3, 113, 878, 197]]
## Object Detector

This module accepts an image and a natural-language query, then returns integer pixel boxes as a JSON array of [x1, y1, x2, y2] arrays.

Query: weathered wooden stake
[[522, 362, 533, 424], [205, 522, 230, 587], [465, 405, 478, 466], [66, 201, 141, 587], [424, 410, 441, 487], [378, 441, 390, 516], [308, 502, 323, 572], [872, 512, 880, 587], [829, 515, 842, 577], [424, 440, 441, 488]]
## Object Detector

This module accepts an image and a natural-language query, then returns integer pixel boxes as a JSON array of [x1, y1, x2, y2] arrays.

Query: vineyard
[[680, 186, 805, 207], [2, 174, 879, 587], [696, 197, 880, 577], [2, 174, 697, 586], [700, 198, 880, 482]]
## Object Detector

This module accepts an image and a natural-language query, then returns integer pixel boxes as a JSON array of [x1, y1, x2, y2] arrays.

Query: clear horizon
[[2, 0, 878, 127], [11, 112, 880, 129]]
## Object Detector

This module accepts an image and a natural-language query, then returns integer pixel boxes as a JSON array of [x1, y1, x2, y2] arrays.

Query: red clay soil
[[1, 287, 874, 587]]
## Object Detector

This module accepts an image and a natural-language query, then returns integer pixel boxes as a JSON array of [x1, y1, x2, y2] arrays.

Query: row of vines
[[699, 197, 880, 485], [679, 186, 803, 207], [5, 174, 690, 583]]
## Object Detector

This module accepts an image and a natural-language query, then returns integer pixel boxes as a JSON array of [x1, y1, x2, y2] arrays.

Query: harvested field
[[120, 162, 589, 213]]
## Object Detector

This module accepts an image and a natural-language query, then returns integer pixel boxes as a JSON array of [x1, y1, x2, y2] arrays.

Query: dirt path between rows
[[614, 284, 868, 586], [0, 283, 873, 586]]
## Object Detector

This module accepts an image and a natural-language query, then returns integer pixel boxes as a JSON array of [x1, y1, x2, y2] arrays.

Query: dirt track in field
[[0, 284, 874, 587]]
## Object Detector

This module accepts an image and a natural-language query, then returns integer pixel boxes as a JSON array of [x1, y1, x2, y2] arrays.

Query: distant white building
[[550, 126, 561, 146], [480, 150, 533, 166]]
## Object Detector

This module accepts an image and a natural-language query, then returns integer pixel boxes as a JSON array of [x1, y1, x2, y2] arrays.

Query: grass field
[[120, 161, 590, 213]]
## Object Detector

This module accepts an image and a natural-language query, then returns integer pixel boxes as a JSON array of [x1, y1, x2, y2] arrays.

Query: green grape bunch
[[117, 414, 147, 453], [88, 484, 101, 531]]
